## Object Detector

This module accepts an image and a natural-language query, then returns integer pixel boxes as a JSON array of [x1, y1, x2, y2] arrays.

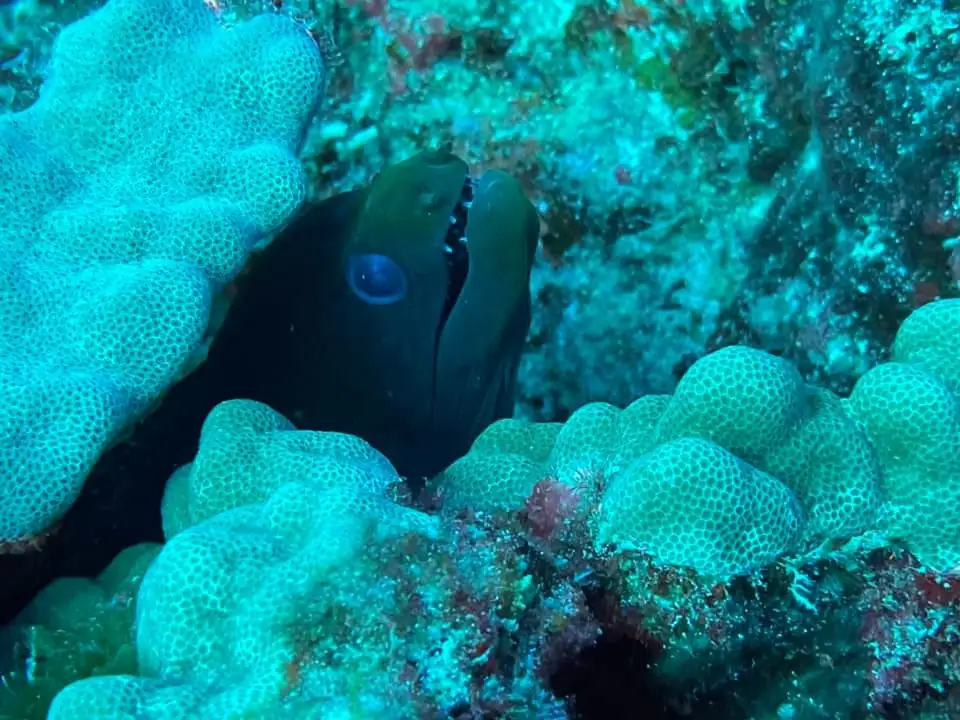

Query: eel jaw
[[440, 176, 475, 321]]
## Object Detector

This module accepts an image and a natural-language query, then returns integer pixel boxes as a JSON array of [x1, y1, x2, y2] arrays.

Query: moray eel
[[205, 149, 539, 483], [0, 151, 538, 622]]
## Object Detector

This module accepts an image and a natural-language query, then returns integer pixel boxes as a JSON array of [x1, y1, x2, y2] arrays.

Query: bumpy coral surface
[[0, 0, 324, 543], [436, 298, 960, 580], [20, 302, 960, 718], [47, 400, 570, 718]]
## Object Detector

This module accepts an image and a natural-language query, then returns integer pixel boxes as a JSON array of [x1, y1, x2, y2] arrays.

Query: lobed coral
[[436, 298, 960, 580], [47, 399, 569, 719], [20, 301, 960, 717], [0, 0, 324, 544]]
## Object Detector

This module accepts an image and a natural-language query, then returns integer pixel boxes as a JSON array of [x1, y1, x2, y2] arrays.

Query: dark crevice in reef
[[545, 583, 696, 720], [543, 577, 874, 720], [550, 631, 678, 719], [548, 628, 792, 720]]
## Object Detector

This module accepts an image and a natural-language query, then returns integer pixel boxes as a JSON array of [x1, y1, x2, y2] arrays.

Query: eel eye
[[346, 253, 408, 305]]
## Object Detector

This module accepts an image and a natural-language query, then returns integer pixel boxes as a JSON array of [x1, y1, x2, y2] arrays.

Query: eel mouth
[[441, 175, 475, 323]]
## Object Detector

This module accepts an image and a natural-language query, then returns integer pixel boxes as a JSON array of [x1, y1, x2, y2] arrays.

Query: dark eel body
[[0, 150, 539, 621]]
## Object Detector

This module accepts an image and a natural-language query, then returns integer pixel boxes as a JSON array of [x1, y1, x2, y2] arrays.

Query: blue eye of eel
[[346, 253, 409, 305]]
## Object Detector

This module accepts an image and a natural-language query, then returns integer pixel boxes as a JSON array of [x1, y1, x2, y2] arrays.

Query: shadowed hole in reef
[[549, 624, 684, 719], [545, 574, 877, 720], [545, 583, 760, 720], [548, 628, 776, 720]]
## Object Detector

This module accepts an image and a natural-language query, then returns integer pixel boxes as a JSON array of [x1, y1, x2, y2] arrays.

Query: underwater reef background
[[2, 0, 960, 718]]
